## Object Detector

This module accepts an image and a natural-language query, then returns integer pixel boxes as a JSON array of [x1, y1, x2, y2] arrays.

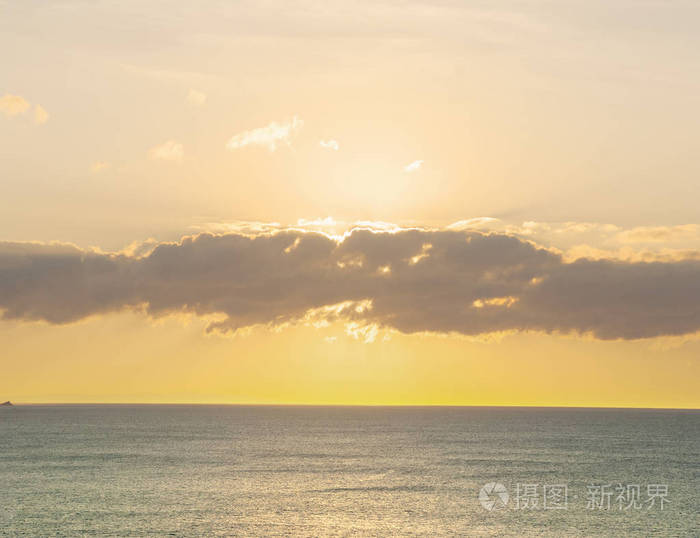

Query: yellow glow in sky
[[1, 1, 699, 407]]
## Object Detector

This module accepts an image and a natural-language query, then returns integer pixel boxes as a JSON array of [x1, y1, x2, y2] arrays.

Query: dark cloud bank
[[1, 229, 699, 340]]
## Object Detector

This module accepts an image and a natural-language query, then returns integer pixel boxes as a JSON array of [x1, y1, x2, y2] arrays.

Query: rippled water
[[0, 405, 697, 536]]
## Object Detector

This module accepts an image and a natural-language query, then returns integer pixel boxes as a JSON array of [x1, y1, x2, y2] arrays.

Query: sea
[[0, 405, 698, 536]]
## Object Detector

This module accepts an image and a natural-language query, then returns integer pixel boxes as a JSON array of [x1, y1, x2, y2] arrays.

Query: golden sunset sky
[[1, 1, 699, 407]]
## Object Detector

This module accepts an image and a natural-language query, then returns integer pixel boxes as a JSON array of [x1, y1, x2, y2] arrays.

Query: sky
[[1, 1, 699, 407]]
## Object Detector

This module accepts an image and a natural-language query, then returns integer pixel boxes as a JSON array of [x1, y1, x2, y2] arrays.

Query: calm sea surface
[[0, 405, 698, 536]]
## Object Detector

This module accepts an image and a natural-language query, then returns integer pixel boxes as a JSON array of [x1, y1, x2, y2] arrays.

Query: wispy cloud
[[1, 95, 49, 124], [0, 94, 30, 116], [186, 89, 207, 107], [616, 225, 699, 244], [226, 117, 303, 151], [90, 161, 110, 173], [33, 104, 49, 124], [447, 217, 500, 230], [319, 139, 339, 151], [149, 140, 184, 163], [404, 160, 423, 172]]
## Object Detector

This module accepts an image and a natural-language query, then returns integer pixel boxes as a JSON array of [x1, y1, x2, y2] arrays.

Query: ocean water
[[0, 406, 697, 536]]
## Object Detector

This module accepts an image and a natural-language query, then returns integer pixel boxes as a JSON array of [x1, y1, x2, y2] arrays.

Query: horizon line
[[5, 402, 699, 411]]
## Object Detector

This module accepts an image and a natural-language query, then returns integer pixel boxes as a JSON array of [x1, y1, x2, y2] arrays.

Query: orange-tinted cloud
[[0, 94, 30, 116]]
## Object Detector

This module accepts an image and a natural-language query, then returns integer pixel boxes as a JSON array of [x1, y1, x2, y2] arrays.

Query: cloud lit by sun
[[404, 160, 423, 172], [226, 117, 303, 151]]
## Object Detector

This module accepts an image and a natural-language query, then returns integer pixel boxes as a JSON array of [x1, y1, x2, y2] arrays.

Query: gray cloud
[[1, 229, 699, 340]]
